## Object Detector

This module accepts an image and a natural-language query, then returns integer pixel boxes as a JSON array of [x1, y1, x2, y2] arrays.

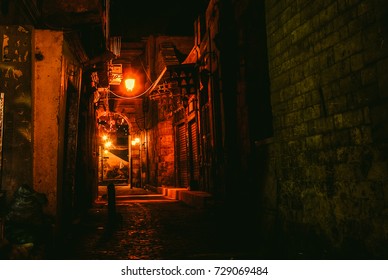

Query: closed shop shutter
[[176, 123, 189, 188], [189, 120, 200, 183]]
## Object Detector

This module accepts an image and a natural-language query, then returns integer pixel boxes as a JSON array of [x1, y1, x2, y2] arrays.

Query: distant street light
[[131, 137, 140, 146], [104, 141, 112, 149]]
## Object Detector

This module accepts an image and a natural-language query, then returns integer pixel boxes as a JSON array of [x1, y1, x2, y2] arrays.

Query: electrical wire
[[107, 83, 153, 100], [140, 58, 153, 83], [106, 67, 167, 100]]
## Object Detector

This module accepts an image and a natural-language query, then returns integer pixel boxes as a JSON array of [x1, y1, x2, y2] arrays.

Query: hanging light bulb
[[124, 62, 136, 91], [125, 78, 135, 91]]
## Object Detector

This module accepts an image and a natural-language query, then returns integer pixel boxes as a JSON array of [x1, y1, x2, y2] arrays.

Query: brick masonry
[[265, 0, 388, 256], [145, 36, 195, 189], [147, 120, 175, 187]]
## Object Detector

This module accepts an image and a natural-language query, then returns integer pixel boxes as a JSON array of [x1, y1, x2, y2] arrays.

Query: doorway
[[97, 113, 130, 186]]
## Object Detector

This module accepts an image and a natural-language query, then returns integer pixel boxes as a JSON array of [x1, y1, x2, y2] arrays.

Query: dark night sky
[[109, 0, 208, 41]]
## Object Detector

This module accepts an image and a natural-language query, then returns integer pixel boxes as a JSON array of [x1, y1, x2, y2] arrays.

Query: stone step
[[116, 194, 165, 200], [159, 187, 213, 209]]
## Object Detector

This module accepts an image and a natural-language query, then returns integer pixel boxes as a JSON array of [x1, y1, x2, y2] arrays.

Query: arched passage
[[96, 111, 131, 188]]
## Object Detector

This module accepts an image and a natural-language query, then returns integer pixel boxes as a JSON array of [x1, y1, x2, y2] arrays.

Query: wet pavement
[[56, 187, 263, 260]]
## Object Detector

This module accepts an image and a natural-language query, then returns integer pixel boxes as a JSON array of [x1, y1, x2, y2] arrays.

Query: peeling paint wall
[[0, 25, 33, 202], [32, 29, 64, 216]]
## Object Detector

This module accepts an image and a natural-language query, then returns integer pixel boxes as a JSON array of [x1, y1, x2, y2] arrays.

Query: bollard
[[107, 183, 116, 226]]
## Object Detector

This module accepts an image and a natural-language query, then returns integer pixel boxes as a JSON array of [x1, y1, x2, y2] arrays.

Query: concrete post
[[107, 183, 116, 226]]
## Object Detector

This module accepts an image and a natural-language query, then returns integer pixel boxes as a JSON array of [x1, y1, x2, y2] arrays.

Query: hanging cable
[[140, 58, 153, 83], [106, 67, 167, 100], [107, 84, 153, 100]]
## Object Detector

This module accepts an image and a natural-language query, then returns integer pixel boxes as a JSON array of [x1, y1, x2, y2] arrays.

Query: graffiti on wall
[[0, 25, 32, 191]]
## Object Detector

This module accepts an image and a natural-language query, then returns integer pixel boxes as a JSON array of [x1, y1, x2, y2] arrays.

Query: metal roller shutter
[[189, 120, 200, 183], [176, 123, 189, 188]]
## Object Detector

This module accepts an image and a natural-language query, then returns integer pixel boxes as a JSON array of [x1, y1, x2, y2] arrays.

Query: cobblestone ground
[[57, 194, 263, 260]]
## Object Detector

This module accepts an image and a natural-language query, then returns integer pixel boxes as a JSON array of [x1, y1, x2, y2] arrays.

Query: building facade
[[0, 0, 387, 258], [144, 0, 388, 257], [0, 0, 109, 242]]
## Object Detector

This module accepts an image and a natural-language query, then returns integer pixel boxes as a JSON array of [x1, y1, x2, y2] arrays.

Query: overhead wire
[[106, 66, 167, 100], [107, 84, 152, 100], [139, 57, 153, 83]]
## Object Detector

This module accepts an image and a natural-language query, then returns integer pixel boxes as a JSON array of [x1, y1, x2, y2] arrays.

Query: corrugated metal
[[189, 120, 200, 181], [176, 123, 189, 188], [201, 105, 212, 193]]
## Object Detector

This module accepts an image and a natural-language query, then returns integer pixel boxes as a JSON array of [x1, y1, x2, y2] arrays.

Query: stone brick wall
[[145, 36, 194, 188], [157, 120, 175, 186], [265, 0, 388, 257], [147, 118, 175, 187]]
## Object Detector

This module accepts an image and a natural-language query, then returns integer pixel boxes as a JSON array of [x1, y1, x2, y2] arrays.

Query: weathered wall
[[265, 0, 388, 257], [33, 30, 64, 216], [0, 25, 33, 202], [33, 30, 84, 220], [147, 119, 174, 187], [145, 35, 192, 188], [157, 120, 174, 186]]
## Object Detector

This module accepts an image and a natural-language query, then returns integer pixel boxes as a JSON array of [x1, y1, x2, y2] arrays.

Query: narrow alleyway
[[56, 187, 263, 260]]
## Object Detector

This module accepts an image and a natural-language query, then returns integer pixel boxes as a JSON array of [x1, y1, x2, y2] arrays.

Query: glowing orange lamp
[[125, 78, 135, 91]]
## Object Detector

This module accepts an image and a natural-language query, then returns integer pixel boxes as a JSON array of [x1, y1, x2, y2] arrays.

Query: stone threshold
[[157, 186, 213, 209]]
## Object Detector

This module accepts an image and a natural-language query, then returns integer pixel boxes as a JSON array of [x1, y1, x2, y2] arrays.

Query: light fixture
[[123, 62, 136, 92], [125, 78, 135, 91]]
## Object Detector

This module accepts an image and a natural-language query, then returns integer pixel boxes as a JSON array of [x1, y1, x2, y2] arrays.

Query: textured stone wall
[[157, 120, 174, 186], [145, 36, 193, 188], [33, 30, 65, 216], [147, 118, 175, 187], [265, 0, 388, 257]]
